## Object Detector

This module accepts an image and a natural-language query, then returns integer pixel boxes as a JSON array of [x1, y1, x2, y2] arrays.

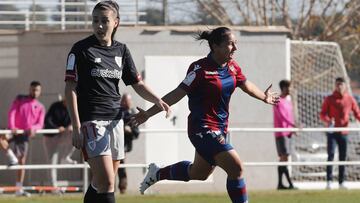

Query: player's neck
[[211, 53, 227, 68]]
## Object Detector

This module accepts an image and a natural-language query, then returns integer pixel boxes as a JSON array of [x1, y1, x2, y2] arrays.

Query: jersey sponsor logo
[[94, 58, 101, 63], [205, 71, 218, 75], [182, 71, 196, 86], [115, 56, 122, 68], [66, 53, 76, 70], [91, 68, 122, 79]]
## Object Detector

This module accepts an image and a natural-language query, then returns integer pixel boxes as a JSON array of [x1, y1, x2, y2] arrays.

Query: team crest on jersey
[[115, 56, 122, 68], [66, 53, 75, 70], [229, 65, 237, 75], [88, 141, 96, 151]]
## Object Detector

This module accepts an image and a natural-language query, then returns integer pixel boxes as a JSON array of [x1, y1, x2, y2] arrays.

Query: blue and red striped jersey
[[179, 54, 247, 135]]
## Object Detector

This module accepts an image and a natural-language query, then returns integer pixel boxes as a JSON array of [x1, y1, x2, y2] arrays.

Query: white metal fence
[[0, 0, 146, 30], [1, 127, 360, 192]]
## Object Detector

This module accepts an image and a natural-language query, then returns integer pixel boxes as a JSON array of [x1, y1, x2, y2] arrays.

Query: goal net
[[290, 40, 360, 184]]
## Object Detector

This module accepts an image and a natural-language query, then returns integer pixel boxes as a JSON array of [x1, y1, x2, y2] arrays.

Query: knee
[[227, 163, 244, 178], [97, 178, 115, 192]]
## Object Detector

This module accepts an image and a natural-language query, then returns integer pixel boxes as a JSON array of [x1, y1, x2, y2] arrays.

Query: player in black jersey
[[64, 1, 170, 203]]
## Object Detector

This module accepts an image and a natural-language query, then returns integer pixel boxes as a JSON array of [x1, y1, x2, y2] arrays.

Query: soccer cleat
[[15, 190, 31, 197], [339, 183, 348, 190], [326, 181, 332, 190], [140, 163, 160, 194]]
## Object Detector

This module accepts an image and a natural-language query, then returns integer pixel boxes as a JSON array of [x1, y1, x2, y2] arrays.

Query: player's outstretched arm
[[130, 87, 187, 127], [132, 80, 171, 118], [239, 80, 279, 105]]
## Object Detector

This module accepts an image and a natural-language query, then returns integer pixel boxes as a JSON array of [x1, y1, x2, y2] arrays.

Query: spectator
[[43, 97, 77, 188], [273, 79, 296, 189], [118, 93, 140, 194], [320, 77, 360, 189], [8, 81, 45, 196]]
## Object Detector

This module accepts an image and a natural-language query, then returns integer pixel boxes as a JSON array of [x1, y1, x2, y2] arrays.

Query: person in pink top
[[273, 79, 296, 189], [7, 81, 45, 197]]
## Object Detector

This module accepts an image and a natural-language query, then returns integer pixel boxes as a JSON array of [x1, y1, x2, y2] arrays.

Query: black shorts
[[9, 134, 29, 158], [275, 136, 291, 156]]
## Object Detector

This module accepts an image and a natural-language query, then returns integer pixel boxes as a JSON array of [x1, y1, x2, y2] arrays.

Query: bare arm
[[65, 80, 82, 148], [131, 80, 171, 117], [239, 80, 279, 105], [131, 87, 187, 126]]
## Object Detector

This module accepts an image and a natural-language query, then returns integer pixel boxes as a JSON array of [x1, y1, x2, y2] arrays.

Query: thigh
[[214, 149, 243, 178], [190, 151, 215, 178], [326, 133, 336, 154], [337, 135, 348, 159], [88, 155, 115, 187]]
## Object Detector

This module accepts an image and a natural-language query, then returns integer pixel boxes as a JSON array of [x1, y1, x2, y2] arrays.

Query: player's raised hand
[[72, 128, 83, 149], [264, 84, 280, 105], [155, 99, 171, 118], [129, 107, 150, 127]]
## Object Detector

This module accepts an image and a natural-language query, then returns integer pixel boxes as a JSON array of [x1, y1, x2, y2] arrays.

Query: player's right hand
[[72, 128, 83, 149]]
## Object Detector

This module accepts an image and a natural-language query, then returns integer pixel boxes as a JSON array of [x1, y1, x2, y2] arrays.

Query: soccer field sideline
[[0, 190, 359, 203]]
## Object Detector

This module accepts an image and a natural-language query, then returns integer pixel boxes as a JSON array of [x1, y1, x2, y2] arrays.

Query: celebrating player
[[132, 27, 279, 203], [64, 1, 170, 203]]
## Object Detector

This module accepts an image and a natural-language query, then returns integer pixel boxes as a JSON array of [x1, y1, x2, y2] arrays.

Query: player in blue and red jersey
[[132, 27, 279, 203], [64, 1, 170, 203]]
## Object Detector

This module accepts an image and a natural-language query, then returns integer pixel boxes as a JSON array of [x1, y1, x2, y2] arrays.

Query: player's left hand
[[264, 84, 280, 105]]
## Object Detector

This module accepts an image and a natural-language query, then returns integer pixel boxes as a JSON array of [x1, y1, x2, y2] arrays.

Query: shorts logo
[[94, 58, 101, 63], [66, 53, 76, 70], [115, 56, 122, 68], [88, 141, 96, 151]]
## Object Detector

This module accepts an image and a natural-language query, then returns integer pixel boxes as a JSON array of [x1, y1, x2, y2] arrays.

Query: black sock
[[277, 166, 284, 186], [97, 192, 115, 203], [84, 184, 97, 203], [283, 166, 293, 186]]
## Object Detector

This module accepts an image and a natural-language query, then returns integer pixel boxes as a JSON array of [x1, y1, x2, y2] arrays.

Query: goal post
[[289, 40, 360, 184]]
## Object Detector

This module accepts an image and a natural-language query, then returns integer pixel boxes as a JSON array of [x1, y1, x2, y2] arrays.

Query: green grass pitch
[[0, 190, 359, 203]]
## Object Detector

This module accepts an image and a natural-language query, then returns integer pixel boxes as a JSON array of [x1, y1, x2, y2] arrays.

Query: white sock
[[6, 149, 18, 163], [16, 182, 23, 192]]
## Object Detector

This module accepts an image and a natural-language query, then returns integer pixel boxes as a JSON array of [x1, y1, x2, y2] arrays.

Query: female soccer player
[[64, 1, 170, 203], [132, 27, 279, 203]]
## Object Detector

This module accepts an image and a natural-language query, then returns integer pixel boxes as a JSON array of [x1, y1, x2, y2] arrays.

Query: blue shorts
[[189, 131, 233, 166]]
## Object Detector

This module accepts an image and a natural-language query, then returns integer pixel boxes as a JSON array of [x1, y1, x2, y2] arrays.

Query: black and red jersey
[[65, 35, 141, 122]]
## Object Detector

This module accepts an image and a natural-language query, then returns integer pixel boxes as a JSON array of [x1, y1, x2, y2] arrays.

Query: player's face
[[92, 8, 119, 45], [335, 81, 346, 94], [29, 85, 41, 99], [213, 33, 238, 63]]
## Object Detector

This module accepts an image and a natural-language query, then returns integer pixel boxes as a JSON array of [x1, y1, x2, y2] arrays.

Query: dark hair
[[196, 27, 232, 51], [93, 0, 120, 39], [30, 81, 41, 87], [279, 79, 290, 91], [335, 77, 345, 83]]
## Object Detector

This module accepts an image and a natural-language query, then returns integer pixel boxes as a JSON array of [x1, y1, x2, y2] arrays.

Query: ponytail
[[195, 27, 232, 51]]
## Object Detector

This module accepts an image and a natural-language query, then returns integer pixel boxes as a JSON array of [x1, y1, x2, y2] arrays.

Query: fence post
[[61, 0, 65, 30], [25, 9, 30, 31], [83, 163, 88, 193]]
